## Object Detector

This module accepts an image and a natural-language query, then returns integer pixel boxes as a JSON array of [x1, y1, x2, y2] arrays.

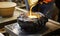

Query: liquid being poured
[[28, 5, 40, 18], [29, 5, 36, 18], [28, 0, 39, 18]]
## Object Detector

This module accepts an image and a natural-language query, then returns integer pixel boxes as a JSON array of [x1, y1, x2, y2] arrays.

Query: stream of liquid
[[29, 5, 37, 18], [28, 0, 39, 18]]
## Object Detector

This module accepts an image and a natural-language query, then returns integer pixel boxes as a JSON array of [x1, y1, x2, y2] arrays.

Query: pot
[[0, 2, 16, 17], [17, 12, 48, 33]]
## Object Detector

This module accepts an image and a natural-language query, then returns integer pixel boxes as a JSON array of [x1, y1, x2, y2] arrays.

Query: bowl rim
[[0, 2, 17, 8]]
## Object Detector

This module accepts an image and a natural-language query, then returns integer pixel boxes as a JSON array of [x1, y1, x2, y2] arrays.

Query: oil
[[28, 0, 39, 18]]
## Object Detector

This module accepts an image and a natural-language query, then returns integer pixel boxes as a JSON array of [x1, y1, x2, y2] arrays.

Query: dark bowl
[[17, 12, 48, 33]]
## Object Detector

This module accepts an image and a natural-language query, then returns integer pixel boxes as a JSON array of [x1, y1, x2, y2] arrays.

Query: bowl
[[0, 2, 16, 17], [17, 12, 48, 33]]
